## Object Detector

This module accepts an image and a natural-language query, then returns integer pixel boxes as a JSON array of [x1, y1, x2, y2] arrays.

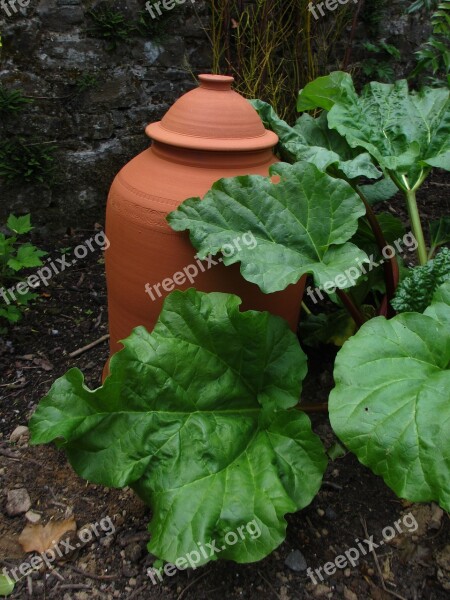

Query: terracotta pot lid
[[145, 74, 278, 151]]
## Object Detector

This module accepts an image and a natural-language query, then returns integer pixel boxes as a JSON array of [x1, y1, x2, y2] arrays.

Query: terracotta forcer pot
[[104, 74, 305, 373]]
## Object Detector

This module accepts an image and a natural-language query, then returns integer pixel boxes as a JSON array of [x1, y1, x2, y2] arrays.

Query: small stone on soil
[[124, 542, 143, 562], [284, 549, 307, 572], [436, 544, 450, 591], [429, 503, 444, 530], [5, 487, 31, 515], [325, 507, 337, 521], [9, 425, 29, 444], [313, 584, 332, 598], [25, 509, 41, 523], [343, 586, 358, 600]]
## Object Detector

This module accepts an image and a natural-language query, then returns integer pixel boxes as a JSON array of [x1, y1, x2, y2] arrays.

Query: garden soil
[[1, 171, 449, 599]]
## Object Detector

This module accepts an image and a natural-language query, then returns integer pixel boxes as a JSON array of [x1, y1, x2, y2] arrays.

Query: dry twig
[[360, 516, 407, 600], [69, 334, 109, 358]]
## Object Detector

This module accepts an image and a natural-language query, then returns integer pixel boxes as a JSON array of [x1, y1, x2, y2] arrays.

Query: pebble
[[343, 586, 358, 600], [344, 568, 351, 577], [325, 507, 337, 521], [284, 549, 307, 572], [429, 503, 444, 530], [436, 544, 450, 591], [317, 508, 325, 517], [5, 488, 31, 516], [313, 584, 332, 598], [25, 510, 41, 523], [100, 535, 115, 548], [124, 542, 143, 562], [9, 425, 29, 444]]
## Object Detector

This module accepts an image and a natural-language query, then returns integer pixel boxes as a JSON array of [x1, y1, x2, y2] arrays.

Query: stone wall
[[0, 0, 210, 228], [0, 0, 433, 229]]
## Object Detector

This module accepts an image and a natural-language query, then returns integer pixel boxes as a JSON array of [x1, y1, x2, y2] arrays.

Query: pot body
[[105, 142, 305, 358], [104, 74, 306, 370]]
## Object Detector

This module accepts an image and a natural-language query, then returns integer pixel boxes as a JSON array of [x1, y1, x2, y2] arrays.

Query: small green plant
[[87, 7, 133, 50], [0, 214, 46, 331], [0, 139, 57, 185], [360, 0, 390, 37], [391, 247, 450, 313], [407, 0, 440, 13], [360, 41, 401, 82], [0, 85, 32, 117], [74, 73, 99, 93], [411, 0, 450, 86]]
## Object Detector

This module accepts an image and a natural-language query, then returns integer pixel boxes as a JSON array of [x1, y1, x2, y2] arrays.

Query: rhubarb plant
[[30, 289, 327, 565], [28, 74, 450, 567], [297, 72, 450, 265]]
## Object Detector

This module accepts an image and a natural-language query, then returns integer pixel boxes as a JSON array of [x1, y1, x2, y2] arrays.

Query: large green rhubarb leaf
[[30, 290, 327, 565], [324, 75, 450, 188], [329, 285, 450, 511], [296, 71, 354, 112], [250, 99, 381, 181], [167, 162, 368, 294]]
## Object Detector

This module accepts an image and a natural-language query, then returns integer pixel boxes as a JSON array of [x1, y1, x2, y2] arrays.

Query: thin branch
[[68, 334, 109, 358], [360, 516, 407, 600]]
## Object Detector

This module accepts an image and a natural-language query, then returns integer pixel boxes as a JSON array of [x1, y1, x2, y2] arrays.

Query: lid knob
[[198, 74, 234, 91]]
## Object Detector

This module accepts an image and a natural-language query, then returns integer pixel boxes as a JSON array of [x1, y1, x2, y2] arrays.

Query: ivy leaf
[[7, 244, 47, 271], [30, 290, 327, 565], [6, 213, 33, 235], [329, 288, 450, 511], [167, 162, 368, 294]]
